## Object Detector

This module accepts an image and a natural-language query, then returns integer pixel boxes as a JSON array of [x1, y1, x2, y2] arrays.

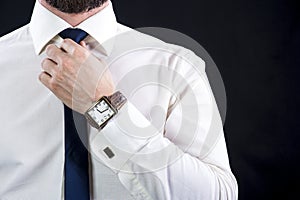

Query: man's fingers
[[39, 72, 72, 108], [39, 72, 52, 87], [60, 39, 78, 55], [45, 44, 65, 63], [80, 41, 88, 49], [41, 58, 57, 77]]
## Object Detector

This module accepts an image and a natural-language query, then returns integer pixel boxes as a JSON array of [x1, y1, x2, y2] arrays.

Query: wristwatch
[[85, 91, 127, 129]]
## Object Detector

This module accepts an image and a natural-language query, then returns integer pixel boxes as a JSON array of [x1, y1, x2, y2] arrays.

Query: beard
[[45, 0, 108, 14]]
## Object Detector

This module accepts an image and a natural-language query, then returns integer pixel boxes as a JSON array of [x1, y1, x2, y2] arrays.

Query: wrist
[[85, 91, 127, 129]]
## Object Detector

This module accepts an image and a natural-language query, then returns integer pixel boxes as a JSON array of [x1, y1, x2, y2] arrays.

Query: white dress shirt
[[0, 1, 238, 199]]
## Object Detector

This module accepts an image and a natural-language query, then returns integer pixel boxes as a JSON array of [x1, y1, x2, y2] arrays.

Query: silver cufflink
[[103, 147, 115, 159]]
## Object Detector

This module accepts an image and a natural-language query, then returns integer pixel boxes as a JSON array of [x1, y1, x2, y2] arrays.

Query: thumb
[[80, 41, 88, 49]]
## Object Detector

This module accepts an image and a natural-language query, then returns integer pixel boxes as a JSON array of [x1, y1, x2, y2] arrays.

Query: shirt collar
[[29, 1, 118, 55]]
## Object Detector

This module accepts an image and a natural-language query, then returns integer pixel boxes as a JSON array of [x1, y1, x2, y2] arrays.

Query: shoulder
[[0, 24, 31, 48], [0, 24, 34, 53], [0, 24, 36, 68], [115, 23, 205, 71]]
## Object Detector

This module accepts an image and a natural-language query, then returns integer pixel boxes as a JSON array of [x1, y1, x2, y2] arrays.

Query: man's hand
[[39, 39, 115, 114]]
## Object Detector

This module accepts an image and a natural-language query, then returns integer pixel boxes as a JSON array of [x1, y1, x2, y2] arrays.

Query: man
[[0, 0, 238, 199]]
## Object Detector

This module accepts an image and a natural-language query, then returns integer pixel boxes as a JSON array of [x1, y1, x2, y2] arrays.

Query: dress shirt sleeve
[[90, 50, 238, 200]]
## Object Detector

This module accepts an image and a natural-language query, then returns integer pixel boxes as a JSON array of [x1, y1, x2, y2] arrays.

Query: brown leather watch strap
[[107, 91, 127, 111]]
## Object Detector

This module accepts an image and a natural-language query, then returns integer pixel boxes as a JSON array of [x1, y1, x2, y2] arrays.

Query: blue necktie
[[59, 28, 90, 200]]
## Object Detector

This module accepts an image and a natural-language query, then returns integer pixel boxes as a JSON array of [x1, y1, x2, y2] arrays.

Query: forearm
[[90, 102, 238, 199], [117, 135, 238, 200]]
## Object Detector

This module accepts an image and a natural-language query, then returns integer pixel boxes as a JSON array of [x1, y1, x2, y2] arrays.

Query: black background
[[1, 0, 299, 199]]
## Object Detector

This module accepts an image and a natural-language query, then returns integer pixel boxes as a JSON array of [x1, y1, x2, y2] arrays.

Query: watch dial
[[88, 100, 116, 126]]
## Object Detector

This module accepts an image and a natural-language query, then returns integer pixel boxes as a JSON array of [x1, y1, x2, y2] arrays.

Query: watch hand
[[96, 108, 108, 113]]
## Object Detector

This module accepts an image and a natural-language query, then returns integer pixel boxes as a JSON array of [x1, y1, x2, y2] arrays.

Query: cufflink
[[103, 147, 115, 159]]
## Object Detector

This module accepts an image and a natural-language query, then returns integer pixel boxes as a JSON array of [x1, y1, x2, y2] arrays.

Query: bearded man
[[0, 0, 238, 199]]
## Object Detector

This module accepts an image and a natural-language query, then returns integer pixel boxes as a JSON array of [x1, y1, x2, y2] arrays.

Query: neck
[[38, 0, 109, 27]]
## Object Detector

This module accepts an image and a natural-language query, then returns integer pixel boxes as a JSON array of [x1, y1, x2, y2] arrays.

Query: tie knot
[[59, 28, 88, 43]]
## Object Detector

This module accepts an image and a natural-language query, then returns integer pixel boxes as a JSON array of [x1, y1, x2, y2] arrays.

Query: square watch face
[[87, 98, 117, 128]]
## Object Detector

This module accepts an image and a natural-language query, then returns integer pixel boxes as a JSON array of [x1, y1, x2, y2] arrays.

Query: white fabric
[[0, 1, 238, 199]]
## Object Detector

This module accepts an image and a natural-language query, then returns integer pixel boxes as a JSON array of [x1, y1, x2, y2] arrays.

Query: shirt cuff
[[90, 101, 159, 173]]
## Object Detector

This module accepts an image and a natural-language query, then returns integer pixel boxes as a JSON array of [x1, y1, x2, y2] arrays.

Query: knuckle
[[61, 58, 78, 76], [61, 58, 73, 71], [71, 48, 81, 58], [45, 44, 55, 55], [49, 79, 59, 91], [63, 38, 73, 44], [73, 46, 89, 60], [54, 71, 64, 83]]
